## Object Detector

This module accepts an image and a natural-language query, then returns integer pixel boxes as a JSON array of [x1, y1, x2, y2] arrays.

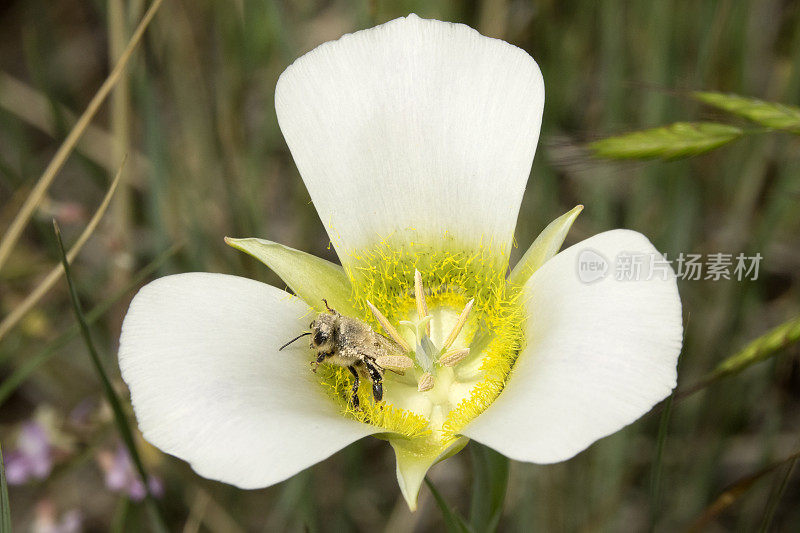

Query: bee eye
[[313, 331, 328, 346]]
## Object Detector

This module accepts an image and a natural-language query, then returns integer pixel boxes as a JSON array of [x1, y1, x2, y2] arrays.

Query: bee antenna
[[279, 332, 311, 351], [322, 299, 337, 314]]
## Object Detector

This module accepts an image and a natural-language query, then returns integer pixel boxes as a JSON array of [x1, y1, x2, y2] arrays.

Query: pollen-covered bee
[[280, 300, 410, 409]]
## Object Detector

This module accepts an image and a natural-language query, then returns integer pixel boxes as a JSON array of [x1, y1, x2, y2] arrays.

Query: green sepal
[[389, 435, 469, 511], [507, 205, 583, 287], [225, 237, 355, 314]]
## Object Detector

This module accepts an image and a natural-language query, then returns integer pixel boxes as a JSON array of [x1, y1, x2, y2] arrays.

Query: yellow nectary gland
[[318, 241, 525, 441]]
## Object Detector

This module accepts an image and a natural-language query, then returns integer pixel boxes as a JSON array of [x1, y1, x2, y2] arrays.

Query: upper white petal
[[275, 14, 544, 264], [119, 273, 376, 488], [463, 230, 683, 463]]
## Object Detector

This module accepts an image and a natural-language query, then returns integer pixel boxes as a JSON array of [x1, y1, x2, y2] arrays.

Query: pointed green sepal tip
[[507, 204, 583, 287], [225, 237, 356, 315], [390, 436, 469, 511]]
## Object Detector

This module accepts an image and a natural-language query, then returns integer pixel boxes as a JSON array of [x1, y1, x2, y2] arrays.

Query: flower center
[[316, 241, 525, 445], [371, 279, 479, 431]]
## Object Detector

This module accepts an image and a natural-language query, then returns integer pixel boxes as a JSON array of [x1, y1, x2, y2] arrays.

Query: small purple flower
[[5, 421, 53, 485], [32, 500, 82, 533], [98, 445, 163, 501], [67, 398, 97, 429]]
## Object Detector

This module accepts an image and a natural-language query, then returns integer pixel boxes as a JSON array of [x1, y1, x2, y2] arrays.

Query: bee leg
[[311, 351, 328, 373], [347, 365, 360, 410], [364, 359, 383, 402]]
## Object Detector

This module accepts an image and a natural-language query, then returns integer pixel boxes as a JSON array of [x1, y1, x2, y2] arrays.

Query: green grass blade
[[0, 0, 164, 274], [0, 442, 11, 532], [675, 315, 800, 400], [425, 478, 473, 533], [758, 457, 797, 533], [649, 390, 674, 531], [110, 496, 130, 533], [589, 122, 743, 160], [468, 442, 509, 533], [0, 156, 125, 343], [688, 449, 800, 532], [712, 315, 800, 379], [694, 91, 800, 134], [0, 243, 181, 407], [53, 221, 167, 533]]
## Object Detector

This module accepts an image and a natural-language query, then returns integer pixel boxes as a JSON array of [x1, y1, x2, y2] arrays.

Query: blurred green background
[[1, 0, 799, 531]]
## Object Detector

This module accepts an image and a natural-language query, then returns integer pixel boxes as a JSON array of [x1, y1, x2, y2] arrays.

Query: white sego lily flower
[[119, 14, 683, 511]]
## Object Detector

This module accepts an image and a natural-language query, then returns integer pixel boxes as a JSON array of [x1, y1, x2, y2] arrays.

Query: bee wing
[[371, 331, 405, 354], [338, 317, 414, 373]]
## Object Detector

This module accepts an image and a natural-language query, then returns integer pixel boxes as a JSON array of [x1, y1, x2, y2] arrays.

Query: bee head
[[309, 313, 338, 352]]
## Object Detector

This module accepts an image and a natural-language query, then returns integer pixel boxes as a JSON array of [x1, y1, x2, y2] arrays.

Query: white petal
[[275, 14, 544, 264], [119, 273, 377, 488], [463, 230, 683, 463]]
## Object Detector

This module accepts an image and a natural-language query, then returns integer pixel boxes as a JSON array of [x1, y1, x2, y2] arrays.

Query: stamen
[[375, 355, 414, 373], [367, 300, 412, 353], [414, 269, 430, 335], [417, 372, 434, 392], [441, 298, 474, 351], [439, 348, 470, 367]]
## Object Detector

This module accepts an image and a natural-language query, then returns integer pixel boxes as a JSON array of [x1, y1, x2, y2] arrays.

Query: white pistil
[[400, 315, 436, 371], [367, 300, 412, 353], [441, 298, 474, 351], [414, 269, 430, 335], [417, 372, 434, 392], [439, 347, 470, 367]]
